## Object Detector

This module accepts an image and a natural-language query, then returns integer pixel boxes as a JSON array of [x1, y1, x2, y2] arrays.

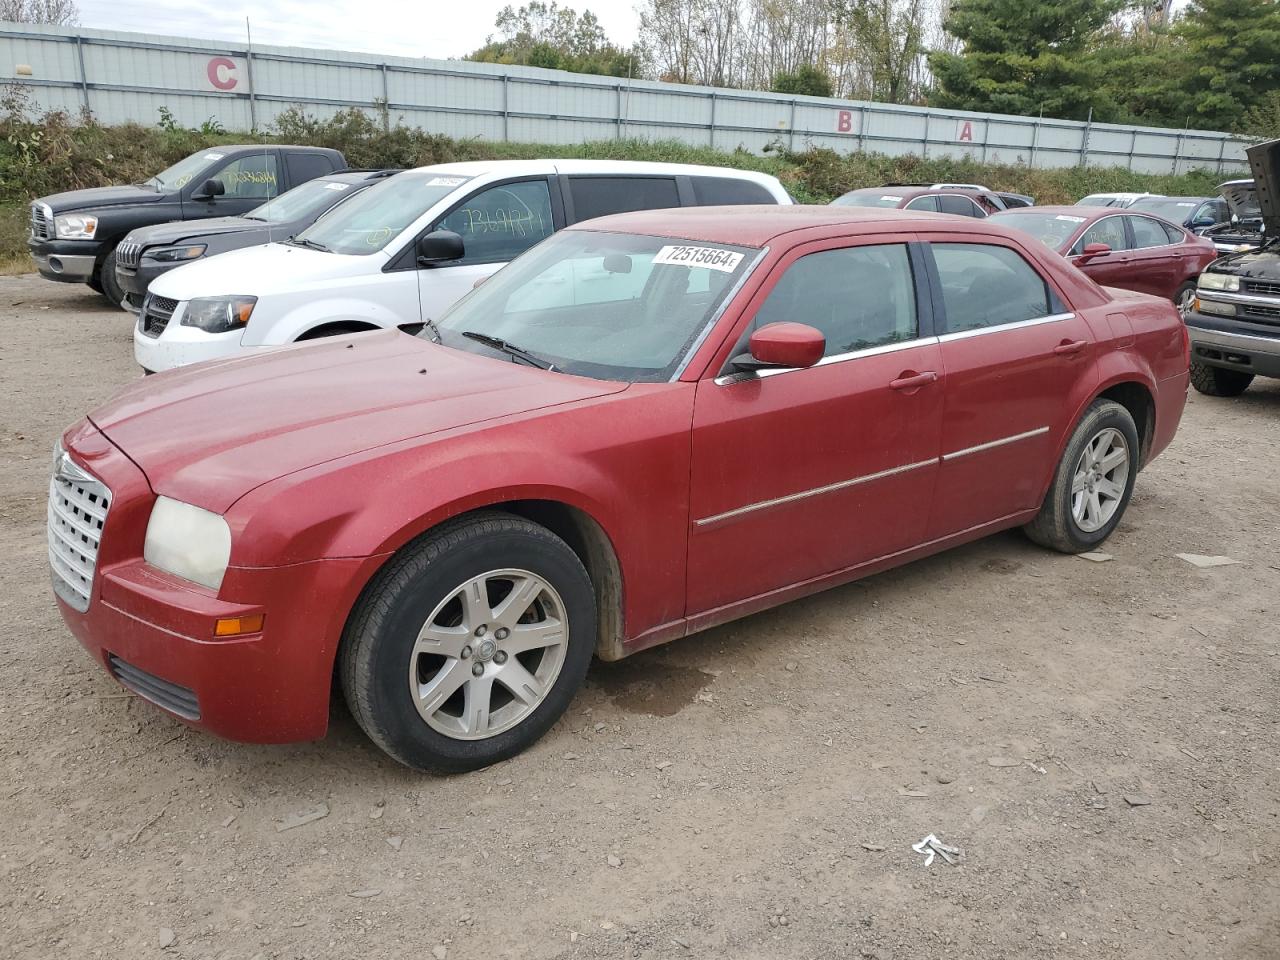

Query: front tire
[[1024, 400, 1140, 553], [340, 513, 596, 773], [1174, 280, 1196, 318], [96, 247, 125, 308], [1189, 360, 1253, 397]]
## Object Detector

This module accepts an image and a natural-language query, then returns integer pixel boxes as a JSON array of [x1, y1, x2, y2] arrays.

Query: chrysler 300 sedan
[[50, 206, 1190, 772]]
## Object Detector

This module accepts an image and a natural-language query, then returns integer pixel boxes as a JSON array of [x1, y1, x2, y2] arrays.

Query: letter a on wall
[[958, 120, 974, 142]]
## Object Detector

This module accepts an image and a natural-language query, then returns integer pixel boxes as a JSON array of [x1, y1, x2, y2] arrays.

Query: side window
[[905, 195, 939, 212], [213, 153, 279, 199], [690, 176, 776, 206], [568, 177, 679, 222], [286, 152, 336, 187], [435, 179, 555, 265], [1130, 215, 1172, 249], [938, 194, 984, 218], [932, 243, 1052, 334], [750, 244, 918, 358], [1073, 217, 1128, 254], [1161, 220, 1185, 244]]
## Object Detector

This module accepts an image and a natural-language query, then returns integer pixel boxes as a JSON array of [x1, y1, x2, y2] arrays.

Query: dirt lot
[[1, 272, 1278, 960]]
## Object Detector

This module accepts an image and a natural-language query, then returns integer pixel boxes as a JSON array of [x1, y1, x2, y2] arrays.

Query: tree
[[466, 2, 642, 78], [928, 0, 1125, 120], [0, 0, 78, 23], [639, 0, 743, 86], [1174, 0, 1280, 131], [841, 0, 929, 103], [772, 64, 833, 97]]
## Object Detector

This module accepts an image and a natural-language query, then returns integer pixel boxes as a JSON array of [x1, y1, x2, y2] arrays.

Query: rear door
[[1123, 214, 1180, 299], [686, 235, 943, 614], [923, 237, 1097, 539]]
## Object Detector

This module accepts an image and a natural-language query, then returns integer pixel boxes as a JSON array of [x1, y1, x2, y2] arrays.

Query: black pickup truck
[[28, 144, 345, 306], [1184, 138, 1280, 397]]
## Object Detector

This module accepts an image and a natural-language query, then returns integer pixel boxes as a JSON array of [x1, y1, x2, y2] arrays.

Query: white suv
[[134, 159, 792, 372]]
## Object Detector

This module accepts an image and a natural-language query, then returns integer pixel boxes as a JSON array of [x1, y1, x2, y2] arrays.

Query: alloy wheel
[[1071, 427, 1129, 533], [408, 568, 568, 740]]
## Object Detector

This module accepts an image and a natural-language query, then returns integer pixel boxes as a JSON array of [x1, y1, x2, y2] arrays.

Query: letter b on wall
[[837, 110, 852, 133], [207, 56, 238, 91]]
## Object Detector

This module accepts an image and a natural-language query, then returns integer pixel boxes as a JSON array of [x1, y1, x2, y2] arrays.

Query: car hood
[[88, 330, 627, 514], [126, 216, 260, 247], [149, 241, 380, 299], [1218, 179, 1260, 224], [1207, 246, 1280, 281], [1246, 139, 1280, 232], [37, 184, 165, 213]]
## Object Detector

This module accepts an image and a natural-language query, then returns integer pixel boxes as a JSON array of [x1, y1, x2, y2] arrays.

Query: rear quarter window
[[568, 176, 680, 222], [286, 152, 339, 187], [689, 177, 777, 206]]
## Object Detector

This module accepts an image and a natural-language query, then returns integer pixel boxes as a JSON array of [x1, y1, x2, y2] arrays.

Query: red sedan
[[988, 205, 1219, 313], [51, 207, 1189, 772]]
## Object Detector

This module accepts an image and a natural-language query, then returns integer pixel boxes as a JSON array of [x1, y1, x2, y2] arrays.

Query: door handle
[[1053, 340, 1088, 357], [889, 371, 938, 391]]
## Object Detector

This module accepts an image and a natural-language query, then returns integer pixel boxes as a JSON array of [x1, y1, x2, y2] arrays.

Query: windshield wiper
[[287, 237, 331, 253], [461, 331, 555, 370]]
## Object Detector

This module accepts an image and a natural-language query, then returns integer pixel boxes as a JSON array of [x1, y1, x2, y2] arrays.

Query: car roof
[[991, 205, 1111, 223], [321, 169, 399, 184], [1130, 195, 1210, 203], [569, 204, 1015, 246], [405, 158, 780, 186]]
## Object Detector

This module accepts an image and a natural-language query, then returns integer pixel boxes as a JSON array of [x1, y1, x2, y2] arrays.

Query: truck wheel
[[340, 512, 596, 773], [1023, 399, 1139, 554], [96, 247, 125, 308], [1189, 360, 1253, 397]]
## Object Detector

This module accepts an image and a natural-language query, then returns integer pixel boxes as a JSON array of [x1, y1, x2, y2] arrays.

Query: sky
[[74, 0, 644, 60]]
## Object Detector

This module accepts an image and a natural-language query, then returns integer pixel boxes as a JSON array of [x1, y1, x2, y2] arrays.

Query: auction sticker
[[1055, 214, 1087, 223], [203, 153, 225, 161], [653, 245, 744, 272], [880, 195, 903, 202], [426, 176, 468, 187], [323, 182, 350, 190]]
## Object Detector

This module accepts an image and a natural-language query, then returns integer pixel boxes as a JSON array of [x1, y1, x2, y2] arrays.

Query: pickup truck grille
[[138, 294, 178, 338], [30, 203, 51, 240], [48, 456, 111, 613], [1240, 302, 1280, 325], [116, 239, 143, 271], [1242, 279, 1280, 298]]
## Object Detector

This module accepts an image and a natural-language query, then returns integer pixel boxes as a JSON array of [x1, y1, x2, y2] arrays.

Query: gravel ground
[[1, 273, 1278, 960]]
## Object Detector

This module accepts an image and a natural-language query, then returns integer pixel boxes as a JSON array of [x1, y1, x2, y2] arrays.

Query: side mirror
[[417, 229, 464, 266], [193, 178, 225, 201], [1076, 242, 1110, 262], [733, 322, 825, 372]]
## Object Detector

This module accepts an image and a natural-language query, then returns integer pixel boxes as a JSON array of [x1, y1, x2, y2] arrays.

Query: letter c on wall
[[207, 56, 238, 91]]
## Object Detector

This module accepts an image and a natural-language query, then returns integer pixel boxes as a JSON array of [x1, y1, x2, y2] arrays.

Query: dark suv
[[29, 145, 345, 306], [1183, 138, 1280, 396]]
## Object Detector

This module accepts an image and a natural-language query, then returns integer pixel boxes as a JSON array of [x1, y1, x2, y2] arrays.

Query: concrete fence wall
[[0, 22, 1252, 176]]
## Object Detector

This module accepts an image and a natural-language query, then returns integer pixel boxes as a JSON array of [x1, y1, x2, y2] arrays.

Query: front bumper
[[117, 259, 180, 306], [133, 304, 247, 373], [28, 238, 99, 283], [1186, 314, 1280, 379], [52, 420, 384, 743]]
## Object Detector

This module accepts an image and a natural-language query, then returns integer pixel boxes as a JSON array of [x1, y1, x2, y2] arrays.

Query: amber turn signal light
[[214, 613, 265, 637]]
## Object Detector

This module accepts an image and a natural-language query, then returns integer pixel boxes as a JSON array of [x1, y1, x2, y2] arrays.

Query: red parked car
[[50, 206, 1189, 772], [987, 205, 1219, 314]]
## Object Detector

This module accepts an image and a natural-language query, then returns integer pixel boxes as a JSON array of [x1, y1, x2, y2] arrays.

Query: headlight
[[180, 296, 256, 334], [1197, 273, 1240, 292], [148, 244, 207, 263], [54, 213, 98, 240], [143, 496, 231, 590]]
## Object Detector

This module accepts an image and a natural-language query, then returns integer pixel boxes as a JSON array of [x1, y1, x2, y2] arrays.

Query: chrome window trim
[[941, 426, 1050, 462], [936, 312, 1075, 343], [1069, 213, 1130, 255], [694, 457, 937, 529], [714, 334, 936, 386], [671, 245, 770, 382]]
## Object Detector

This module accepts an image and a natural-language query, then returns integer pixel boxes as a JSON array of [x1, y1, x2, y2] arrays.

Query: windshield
[[831, 191, 905, 208], [144, 150, 226, 191], [987, 211, 1086, 251], [1077, 195, 1119, 207], [428, 230, 758, 382], [247, 178, 360, 223], [294, 171, 471, 254], [1130, 198, 1202, 222]]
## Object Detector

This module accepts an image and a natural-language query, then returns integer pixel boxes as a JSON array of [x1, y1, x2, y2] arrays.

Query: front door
[[922, 238, 1099, 539], [417, 178, 559, 323], [686, 238, 944, 616], [1070, 214, 1133, 288]]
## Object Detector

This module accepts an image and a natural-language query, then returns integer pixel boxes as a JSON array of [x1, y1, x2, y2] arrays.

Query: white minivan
[[134, 159, 792, 371]]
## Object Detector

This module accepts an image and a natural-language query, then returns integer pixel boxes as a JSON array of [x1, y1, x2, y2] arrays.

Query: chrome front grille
[[116, 239, 143, 270], [138, 294, 178, 338], [30, 203, 51, 240], [1241, 302, 1280, 324], [1242, 279, 1280, 298], [47, 455, 111, 613]]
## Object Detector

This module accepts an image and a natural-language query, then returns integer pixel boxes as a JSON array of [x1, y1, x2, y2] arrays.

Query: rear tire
[[1189, 360, 1253, 397], [1024, 399, 1139, 554], [96, 247, 125, 308], [340, 512, 596, 773]]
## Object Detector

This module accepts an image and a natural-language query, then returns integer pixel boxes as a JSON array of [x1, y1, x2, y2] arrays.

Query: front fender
[[245, 294, 411, 345]]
